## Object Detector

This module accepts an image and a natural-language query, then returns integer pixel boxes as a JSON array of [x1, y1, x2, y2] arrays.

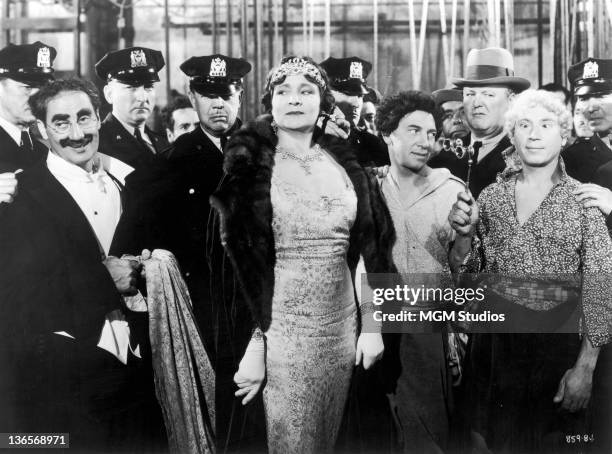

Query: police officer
[[162, 54, 262, 451], [563, 58, 612, 183], [95, 47, 168, 169], [0, 41, 56, 172], [319, 56, 390, 167]]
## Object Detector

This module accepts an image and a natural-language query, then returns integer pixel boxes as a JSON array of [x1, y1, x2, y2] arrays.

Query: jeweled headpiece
[[269, 57, 326, 89]]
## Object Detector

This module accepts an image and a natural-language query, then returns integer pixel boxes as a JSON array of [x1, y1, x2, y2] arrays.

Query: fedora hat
[[451, 47, 530, 91]]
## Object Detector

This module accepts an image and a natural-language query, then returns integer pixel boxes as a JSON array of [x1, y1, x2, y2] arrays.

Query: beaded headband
[[269, 57, 326, 89]]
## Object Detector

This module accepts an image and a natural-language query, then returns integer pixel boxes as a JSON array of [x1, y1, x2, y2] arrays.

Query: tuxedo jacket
[[99, 113, 169, 170], [0, 125, 47, 172], [0, 162, 165, 450]]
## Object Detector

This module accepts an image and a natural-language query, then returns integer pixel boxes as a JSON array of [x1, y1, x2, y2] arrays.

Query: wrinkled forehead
[[441, 100, 463, 111], [46, 90, 95, 117]]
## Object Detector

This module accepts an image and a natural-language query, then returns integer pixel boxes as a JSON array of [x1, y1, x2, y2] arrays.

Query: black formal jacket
[[429, 133, 512, 199], [210, 118, 397, 331], [99, 113, 168, 170], [0, 125, 47, 172], [562, 134, 612, 183], [0, 161, 165, 450]]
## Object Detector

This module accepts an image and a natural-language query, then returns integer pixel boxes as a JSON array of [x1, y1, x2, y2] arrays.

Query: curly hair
[[29, 77, 100, 122], [504, 89, 573, 139], [261, 56, 335, 115], [375, 90, 441, 137]]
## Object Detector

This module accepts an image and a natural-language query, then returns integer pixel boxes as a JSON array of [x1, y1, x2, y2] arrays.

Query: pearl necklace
[[276, 143, 324, 175]]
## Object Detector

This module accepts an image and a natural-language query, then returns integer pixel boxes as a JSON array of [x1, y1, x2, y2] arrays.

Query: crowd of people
[[0, 38, 611, 454]]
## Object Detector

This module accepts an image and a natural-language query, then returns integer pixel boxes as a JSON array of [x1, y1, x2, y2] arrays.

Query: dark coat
[[99, 113, 169, 170], [0, 162, 166, 451], [210, 118, 397, 331], [350, 127, 390, 167], [0, 125, 47, 172], [562, 134, 612, 183], [429, 133, 512, 199], [593, 161, 612, 232]]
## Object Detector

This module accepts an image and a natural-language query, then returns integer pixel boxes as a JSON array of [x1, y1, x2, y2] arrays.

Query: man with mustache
[[96, 47, 169, 170], [563, 58, 612, 183], [0, 78, 166, 451], [320, 56, 390, 167], [451, 47, 530, 198]]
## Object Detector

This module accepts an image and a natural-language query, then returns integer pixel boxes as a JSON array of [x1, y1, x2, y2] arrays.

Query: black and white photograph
[[0, 1, 611, 453]]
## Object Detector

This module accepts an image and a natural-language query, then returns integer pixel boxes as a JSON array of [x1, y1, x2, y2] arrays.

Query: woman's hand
[[234, 332, 266, 405], [356, 332, 384, 370]]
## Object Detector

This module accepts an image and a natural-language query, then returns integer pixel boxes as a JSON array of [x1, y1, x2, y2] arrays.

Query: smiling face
[[574, 92, 612, 136], [463, 86, 513, 139], [41, 90, 100, 171], [384, 110, 437, 173], [104, 80, 156, 128], [189, 90, 241, 136], [0, 78, 40, 126], [271, 74, 321, 133], [511, 105, 564, 168]]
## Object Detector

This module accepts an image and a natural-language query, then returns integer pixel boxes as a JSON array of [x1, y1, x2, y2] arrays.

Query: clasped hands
[[103, 249, 151, 295]]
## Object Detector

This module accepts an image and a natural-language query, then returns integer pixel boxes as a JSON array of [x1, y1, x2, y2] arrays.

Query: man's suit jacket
[[99, 113, 169, 170], [0, 125, 47, 172], [0, 162, 165, 451], [429, 133, 512, 198]]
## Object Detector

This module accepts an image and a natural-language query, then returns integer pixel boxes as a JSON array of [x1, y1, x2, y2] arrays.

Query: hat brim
[[3, 73, 54, 87], [450, 76, 531, 91], [330, 80, 368, 96], [432, 89, 463, 105], [190, 82, 239, 97], [574, 84, 612, 97], [112, 73, 160, 86]]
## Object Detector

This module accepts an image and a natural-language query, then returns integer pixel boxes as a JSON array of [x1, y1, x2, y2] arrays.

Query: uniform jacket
[[99, 113, 169, 170], [0, 125, 47, 172], [562, 134, 612, 183], [350, 127, 390, 167], [210, 118, 397, 331]]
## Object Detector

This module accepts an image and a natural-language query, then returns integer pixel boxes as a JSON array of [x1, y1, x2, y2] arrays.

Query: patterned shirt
[[466, 159, 612, 347]]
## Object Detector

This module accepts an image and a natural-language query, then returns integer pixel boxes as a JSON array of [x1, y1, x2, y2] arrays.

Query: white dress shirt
[[471, 129, 508, 163], [47, 151, 139, 364]]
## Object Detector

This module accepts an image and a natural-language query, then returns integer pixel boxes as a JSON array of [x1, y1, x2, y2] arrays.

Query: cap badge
[[37, 47, 51, 68], [209, 58, 227, 78], [349, 61, 363, 79], [130, 49, 148, 68], [582, 61, 599, 80]]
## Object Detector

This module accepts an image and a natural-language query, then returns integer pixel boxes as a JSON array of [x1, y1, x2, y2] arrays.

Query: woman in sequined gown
[[210, 57, 396, 454]]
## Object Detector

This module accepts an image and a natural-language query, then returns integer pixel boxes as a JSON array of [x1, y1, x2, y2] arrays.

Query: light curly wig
[[504, 89, 573, 140]]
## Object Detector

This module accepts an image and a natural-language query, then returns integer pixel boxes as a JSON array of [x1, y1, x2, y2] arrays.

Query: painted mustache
[[59, 134, 94, 149]]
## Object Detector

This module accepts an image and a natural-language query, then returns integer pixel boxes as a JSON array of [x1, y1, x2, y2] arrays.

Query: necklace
[[276, 143, 324, 175]]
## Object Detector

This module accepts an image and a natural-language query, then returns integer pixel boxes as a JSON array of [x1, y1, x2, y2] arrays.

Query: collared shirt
[[115, 114, 154, 148], [202, 127, 223, 152], [47, 151, 133, 256], [466, 158, 612, 347], [0, 114, 24, 145], [47, 151, 136, 364], [471, 129, 507, 163], [381, 167, 464, 275]]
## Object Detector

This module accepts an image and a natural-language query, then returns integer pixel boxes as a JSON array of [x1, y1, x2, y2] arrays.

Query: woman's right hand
[[234, 333, 266, 405]]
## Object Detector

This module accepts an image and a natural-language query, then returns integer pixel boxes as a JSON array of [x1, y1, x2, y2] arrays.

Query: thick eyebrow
[[50, 113, 70, 122], [77, 108, 94, 117]]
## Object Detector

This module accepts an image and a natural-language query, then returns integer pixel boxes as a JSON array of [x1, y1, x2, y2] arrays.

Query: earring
[[271, 120, 278, 134]]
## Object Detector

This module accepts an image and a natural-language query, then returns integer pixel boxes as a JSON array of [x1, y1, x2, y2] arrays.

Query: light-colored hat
[[451, 47, 530, 91]]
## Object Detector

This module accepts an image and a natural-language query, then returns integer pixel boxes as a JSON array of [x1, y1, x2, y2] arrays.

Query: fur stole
[[210, 118, 396, 330]]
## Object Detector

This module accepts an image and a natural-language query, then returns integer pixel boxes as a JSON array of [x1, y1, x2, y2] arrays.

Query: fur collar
[[210, 118, 396, 330]]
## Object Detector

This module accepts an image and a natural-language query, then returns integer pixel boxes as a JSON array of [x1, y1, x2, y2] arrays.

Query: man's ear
[[102, 84, 113, 105], [166, 128, 174, 143], [188, 90, 197, 106], [36, 120, 48, 140], [382, 133, 392, 147]]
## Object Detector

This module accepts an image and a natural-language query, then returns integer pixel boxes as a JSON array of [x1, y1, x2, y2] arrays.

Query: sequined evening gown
[[264, 152, 358, 454]]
